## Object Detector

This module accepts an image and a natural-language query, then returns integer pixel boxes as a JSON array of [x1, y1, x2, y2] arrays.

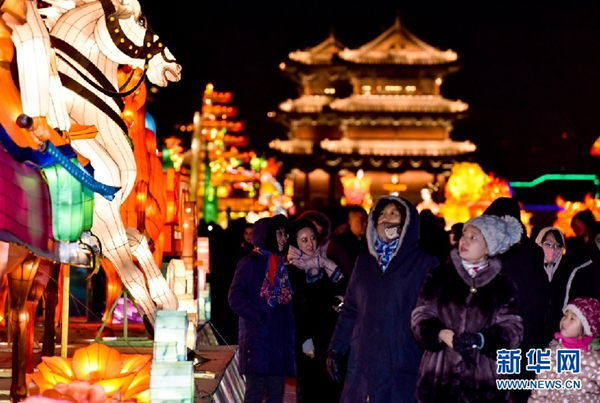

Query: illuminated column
[[189, 112, 202, 202]]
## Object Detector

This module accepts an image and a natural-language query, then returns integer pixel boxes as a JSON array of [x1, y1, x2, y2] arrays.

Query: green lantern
[[43, 159, 84, 242]]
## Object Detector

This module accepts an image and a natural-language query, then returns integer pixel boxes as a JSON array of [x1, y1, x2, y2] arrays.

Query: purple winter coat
[[228, 218, 296, 376], [328, 196, 439, 403]]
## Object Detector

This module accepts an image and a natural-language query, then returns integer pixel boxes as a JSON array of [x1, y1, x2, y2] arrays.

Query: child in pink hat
[[529, 297, 600, 402]]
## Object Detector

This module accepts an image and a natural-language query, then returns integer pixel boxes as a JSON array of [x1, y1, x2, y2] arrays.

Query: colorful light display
[[41, 0, 183, 324], [27, 343, 151, 402], [341, 169, 372, 209], [171, 84, 293, 228], [440, 162, 513, 227], [553, 193, 600, 238]]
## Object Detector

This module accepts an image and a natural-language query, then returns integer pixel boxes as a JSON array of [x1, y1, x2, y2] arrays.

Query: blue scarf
[[258, 248, 293, 307], [374, 236, 399, 272]]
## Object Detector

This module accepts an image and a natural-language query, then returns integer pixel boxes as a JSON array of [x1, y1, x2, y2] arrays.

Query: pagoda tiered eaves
[[280, 95, 468, 114], [269, 138, 313, 155], [338, 16, 457, 65], [320, 138, 475, 157], [279, 95, 335, 113], [330, 95, 467, 113], [269, 138, 476, 158], [271, 14, 476, 192], [288, 33, 345, 65]]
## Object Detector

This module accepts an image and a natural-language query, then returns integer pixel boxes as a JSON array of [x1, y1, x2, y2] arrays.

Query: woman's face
[[459, 225, 488, 263], [243, 227, 253, 244], [275, 227, 288, 252], [376, 203, 402, 242], [296, 227, 317, 256], [572, 218, 588, 238], [541, 232, 563, 263], [560, 309, 583, 338]]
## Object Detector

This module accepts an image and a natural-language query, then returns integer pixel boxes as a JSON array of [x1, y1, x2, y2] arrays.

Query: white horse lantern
[[44, 0, 181, 324]]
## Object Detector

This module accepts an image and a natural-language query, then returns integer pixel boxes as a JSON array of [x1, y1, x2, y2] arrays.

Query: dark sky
[[142, 0, 600, 182]]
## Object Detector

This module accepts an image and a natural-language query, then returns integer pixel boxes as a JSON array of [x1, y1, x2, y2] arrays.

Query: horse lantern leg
[[24, 259, 54, 372], [127, 227, 178, 310], [6, 245, 40, 402]]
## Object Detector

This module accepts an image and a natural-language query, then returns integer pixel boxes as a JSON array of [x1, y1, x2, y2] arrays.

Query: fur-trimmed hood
[[535, 226, 565, 247], [367, 196, 420, 268]]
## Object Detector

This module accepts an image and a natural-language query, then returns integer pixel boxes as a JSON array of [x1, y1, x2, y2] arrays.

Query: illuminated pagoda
[[270, 15, 475, 206]]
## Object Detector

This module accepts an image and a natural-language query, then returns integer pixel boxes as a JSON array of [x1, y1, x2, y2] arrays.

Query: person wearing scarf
[[411, 214, 524, 402], [530, 297, 600, 402], [535, 227, 599, 344], [286, 218, 345, 403], [327, 196, 439, 403], [228, 215, 295, 403]]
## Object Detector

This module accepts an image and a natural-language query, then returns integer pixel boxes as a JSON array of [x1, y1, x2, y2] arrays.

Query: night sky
[[142, 0, 600, 184]]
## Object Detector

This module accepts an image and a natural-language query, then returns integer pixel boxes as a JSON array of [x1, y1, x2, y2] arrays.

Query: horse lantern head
[[95, 0, 181, 87]]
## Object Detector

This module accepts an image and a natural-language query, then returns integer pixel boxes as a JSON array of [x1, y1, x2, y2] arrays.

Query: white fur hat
[[465, 215, 523, 257]]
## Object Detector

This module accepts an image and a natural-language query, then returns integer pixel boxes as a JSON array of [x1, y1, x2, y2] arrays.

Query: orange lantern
[[27, 343, 152, 402]]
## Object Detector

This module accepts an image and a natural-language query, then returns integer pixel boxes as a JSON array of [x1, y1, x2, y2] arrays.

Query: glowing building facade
[[270, 16, 476, 206]]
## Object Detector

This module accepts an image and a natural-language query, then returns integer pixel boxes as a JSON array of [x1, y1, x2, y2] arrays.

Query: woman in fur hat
[[411, 215, 525, 402], [327, 196, 439, 403], [529, 297, 600, 402]]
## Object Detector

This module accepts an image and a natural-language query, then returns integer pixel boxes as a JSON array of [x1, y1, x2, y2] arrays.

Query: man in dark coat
[[327, 205, 368, 279], [327, 196, 438, 403], [228, 216, 295, 403], [484, 197, 549, 403]]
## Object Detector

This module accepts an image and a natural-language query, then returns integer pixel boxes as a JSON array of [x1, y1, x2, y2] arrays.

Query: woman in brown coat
[[411, 215, 524, 402]]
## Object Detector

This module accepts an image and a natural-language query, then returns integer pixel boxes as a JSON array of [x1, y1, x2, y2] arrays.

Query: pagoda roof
[[289, 31, 345, 65], [320, 138, 476, 157], [269, 138, 314, 154], [269, 137, 476, 157], [278, 94, 468, 114], [330, 94, 468, 113], [338, 16, 457, 65], [279, 95, 335, 113]]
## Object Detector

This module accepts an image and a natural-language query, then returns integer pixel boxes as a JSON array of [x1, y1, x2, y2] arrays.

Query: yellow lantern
[[341, 169, 372, 206], [27, 343, 152, 402]]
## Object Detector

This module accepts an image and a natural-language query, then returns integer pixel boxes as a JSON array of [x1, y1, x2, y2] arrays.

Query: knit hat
[[565, 297, 600, 338], [465, 215, 523, 257]]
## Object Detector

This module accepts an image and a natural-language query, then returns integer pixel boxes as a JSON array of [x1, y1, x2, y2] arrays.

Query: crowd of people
[[205, 196, 600, 403]]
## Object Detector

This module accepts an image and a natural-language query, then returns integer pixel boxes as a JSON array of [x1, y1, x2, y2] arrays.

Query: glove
[[302, 338, 315, 358], [453, 332, 483, 369], [453, 332, 484, 351], [326, 350, 343, 383]]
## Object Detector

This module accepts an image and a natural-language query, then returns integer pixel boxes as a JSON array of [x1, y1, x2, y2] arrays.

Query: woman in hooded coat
[[228, 215, 295, 403], [535, 226, 599, 344], [327, 196, 439, 403]]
